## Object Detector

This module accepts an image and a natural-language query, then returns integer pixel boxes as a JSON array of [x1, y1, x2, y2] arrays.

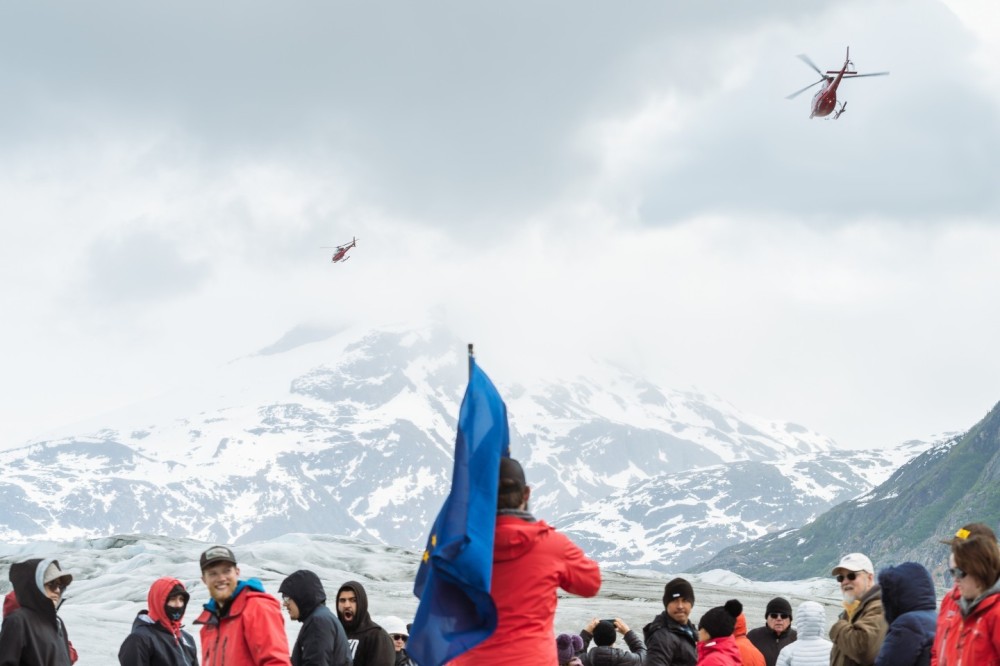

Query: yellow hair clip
[[956, 528, 971, 540]]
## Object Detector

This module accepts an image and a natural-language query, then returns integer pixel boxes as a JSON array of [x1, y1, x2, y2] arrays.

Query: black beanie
[[698, 599, 742, 639], [593, 620, 616, 647], [663, 577, 695, 607], [765, 597, 793, 619]]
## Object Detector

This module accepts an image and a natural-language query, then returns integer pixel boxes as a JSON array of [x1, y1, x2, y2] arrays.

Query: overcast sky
[[2, 0, 999, 451]]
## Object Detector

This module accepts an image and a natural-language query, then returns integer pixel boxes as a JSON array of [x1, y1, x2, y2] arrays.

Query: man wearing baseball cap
[[828, 552, 886, 666], [193, 545, 292, 665]]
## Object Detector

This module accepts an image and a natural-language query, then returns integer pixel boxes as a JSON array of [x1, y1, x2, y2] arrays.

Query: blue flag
[[408, 358, 510, 666]]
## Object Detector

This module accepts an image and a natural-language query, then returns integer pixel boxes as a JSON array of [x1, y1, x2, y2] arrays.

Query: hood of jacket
[[493, 515, 553, 562], [958, 572, 1000, 617], [337, 580, 378, 634], [8, 558, 59, 622], [201, 577, 266, 617], [793, 601, 826, 639], [279, 569, 327, 622], [858, 583, 882, 608], [734, 613, 748, 638], [877, 561, 936, 623], [146, 576, 189, 635]]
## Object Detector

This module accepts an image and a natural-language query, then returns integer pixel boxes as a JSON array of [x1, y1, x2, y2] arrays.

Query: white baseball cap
[[832, 552, 874, 575]]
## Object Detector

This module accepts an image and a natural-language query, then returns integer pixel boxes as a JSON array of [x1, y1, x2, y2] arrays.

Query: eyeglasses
[[45, 581, 66, 593], [390, 634, 407, 641], [768, 613, 790, 620], [835, 572, 859, 583], [949, 567, 967, 580]]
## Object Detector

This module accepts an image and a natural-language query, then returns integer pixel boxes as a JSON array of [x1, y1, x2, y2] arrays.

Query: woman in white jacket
[[776, 601, 832, 666]]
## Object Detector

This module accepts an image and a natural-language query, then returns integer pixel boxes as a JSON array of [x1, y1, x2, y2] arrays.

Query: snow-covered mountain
[[0, 323, 938, 570], [554, 440, 935, 571]]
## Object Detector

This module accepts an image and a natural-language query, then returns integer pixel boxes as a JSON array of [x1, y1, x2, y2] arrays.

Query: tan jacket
[[829, 586, 887, 666]]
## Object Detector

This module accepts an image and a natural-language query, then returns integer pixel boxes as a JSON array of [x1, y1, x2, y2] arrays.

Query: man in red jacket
[[194, 545, 292, 666], [450, 457, 602, 665]]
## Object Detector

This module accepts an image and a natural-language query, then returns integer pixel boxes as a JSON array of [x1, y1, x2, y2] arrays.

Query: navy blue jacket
[[875, 562, 937, 666]]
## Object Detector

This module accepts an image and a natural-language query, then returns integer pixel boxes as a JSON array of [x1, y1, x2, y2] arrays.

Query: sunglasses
[[767, 613, 790, 620], [835, 572, 860, 583], [949, 567, 967, 580], [390, 634, 408, 641], [45, 581, 67, 593]]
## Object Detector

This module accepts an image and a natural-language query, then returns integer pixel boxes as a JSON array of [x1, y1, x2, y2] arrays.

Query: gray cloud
[[2, 0, 850, 226], [82, 226, 211, 306], [3, 0, 999, 451]]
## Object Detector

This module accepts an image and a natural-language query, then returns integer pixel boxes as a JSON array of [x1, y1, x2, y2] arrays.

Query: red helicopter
[[786, 47, 889, 119], [321, 237, 357, 263]]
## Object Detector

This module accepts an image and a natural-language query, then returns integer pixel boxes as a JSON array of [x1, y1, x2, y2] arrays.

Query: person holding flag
[[408, 353, 602, 666]]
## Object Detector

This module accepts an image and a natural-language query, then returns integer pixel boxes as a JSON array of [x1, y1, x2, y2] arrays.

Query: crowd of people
[[1, 458, 998, 665], [550, 523, 1000, 666], [0, 546, 412, 666]]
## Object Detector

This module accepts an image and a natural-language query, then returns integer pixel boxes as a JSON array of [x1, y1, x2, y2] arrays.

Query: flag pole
[[468, 343, 474, 379]]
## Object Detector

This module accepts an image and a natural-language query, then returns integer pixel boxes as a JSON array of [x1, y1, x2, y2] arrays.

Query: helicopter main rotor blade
[[843, 71, 890, 78], [785, 78, 825, 100], [796, 54, 825, 77]]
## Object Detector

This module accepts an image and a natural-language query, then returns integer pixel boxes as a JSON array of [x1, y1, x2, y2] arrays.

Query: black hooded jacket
[[117, 612, 198, 666], [277, 571, 351, 666], [334, 581, 394, 666], [0, 559, 74, 666]]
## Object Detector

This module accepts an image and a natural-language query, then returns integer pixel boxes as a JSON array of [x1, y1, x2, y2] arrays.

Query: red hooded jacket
[[194, 579, 292, 666], [119, 577, 199, 665], [734, 614, 765, 666], [147, 577, 187, 636], [449, 515, 601, 665]]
